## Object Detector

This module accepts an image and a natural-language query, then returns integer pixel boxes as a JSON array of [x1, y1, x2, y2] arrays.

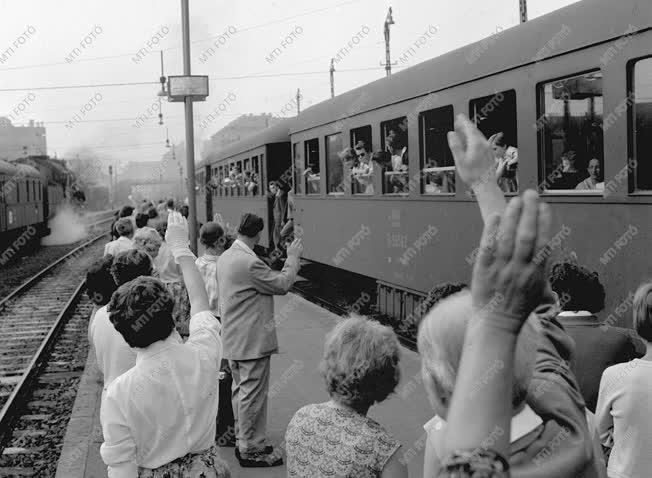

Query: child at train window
[[104, 217, 134, 257], [196, 221, 226, 319]]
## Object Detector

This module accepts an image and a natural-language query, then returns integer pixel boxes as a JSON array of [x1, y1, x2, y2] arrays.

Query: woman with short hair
[[285, 316, 407, 478]]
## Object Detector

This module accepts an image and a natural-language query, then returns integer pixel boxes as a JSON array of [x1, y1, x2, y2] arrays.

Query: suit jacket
[[510, 301, 604, 478], [558, 314, 644, 412], [216, 240, 300, 360]]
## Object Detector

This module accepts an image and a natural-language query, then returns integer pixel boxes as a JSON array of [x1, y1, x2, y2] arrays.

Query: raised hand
[[447, 114, 497, 188], [165, 211, 195, 261], [471, 190, 552, 333], [286, 238, 303, 259]]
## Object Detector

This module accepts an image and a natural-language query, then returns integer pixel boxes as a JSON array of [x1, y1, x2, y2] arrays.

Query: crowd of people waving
[[85, 115, 650, 477]]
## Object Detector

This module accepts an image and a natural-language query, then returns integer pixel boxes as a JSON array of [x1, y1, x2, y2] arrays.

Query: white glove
[[165, 212, 195, 261]]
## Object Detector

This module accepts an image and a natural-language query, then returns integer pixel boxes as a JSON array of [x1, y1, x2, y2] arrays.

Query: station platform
[[56, 292, 432, 478]]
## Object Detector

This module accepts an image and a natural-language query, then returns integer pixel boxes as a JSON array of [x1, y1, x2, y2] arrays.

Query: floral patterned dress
[[285, 402, 401, 477], [137, 445, 230, 478]]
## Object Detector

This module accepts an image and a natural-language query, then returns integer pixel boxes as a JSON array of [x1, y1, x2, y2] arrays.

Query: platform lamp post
[[165, 0, 209, 254], [329, 58, 335, 98]]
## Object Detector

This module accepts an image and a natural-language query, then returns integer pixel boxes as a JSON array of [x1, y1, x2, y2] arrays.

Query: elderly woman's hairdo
[[320, 316, 400, 408], [111, 249, 153, 286], [134, 226, 162, 247], [108, 276, 175, 348], [633, 282, 652, 342]]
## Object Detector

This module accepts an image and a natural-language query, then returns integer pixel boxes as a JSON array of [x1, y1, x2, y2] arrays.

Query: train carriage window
[[350, 126, 373, 195], [380, 117, 408, 194], [470, 90, 518, 193], [293, 142, 304, 195], [251, 156, 260, 195], [243, 158, 251, 196], [420, 105, 455, 194], [0, 180, 4, 203], [631, 58, 652, 191], [26, 180, 30, 202], [325, 133, 344, 194], [304, 138, 321, 194], [538, 72, 603, 193]]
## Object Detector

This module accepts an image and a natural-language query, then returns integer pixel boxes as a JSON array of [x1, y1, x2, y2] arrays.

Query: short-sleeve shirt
[[285, 402, 401, 478], [100, 311, 222, 476]]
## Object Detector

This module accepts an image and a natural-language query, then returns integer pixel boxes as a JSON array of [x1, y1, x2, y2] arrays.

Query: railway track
[[0, 226, 109, 464], [0, 212, 116, 302]]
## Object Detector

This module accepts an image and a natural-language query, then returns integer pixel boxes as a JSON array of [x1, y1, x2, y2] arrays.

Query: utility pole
[[382, 7, 395, 76], [519, 0, 528, 23], [329, 58, 335, 98], [180, 0, 198, 253], [296, 88, 301, 115]]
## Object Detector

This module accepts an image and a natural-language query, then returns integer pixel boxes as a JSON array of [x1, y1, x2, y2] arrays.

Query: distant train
[[0, 155, 82, 252], [197, 0, 652, 327]]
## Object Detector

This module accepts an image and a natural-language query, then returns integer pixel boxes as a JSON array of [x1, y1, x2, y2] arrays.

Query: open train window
[[292, 142, 304, 195], [631, 57, 652, 192], [251, 156, 260, 195], [537, 71, 603, 193], [420, 105, 455, 194], [325, 133, 344, 194], [304, 138, 321, 195], [470, 89, 518, 194], [350, 125, 373, 195], [379, 117, 408, 194]]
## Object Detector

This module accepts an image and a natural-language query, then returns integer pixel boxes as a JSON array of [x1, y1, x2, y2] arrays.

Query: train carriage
[[0, 160, 45, 250], [197, 121, 293, 249], [287, 0, 652, 326]]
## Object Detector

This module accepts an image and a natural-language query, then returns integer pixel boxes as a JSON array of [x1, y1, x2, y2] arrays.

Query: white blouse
[[100, 311, 222, 477]]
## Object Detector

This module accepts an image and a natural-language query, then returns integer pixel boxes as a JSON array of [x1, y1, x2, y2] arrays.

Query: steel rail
[[0, 280, 86, 447], [0, 222, 111, 312]]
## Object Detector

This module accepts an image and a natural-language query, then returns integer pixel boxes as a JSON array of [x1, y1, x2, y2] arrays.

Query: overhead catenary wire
[[0, 65, 408, 93], [0, 0, 367, 73]]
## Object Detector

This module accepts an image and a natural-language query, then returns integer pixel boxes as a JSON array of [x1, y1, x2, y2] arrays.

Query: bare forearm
[[444, 319, 517, 457], [473, 182, 507, 225]]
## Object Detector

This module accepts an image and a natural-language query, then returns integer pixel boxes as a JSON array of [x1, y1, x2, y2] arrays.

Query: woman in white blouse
[[100, 212, 230, 478]]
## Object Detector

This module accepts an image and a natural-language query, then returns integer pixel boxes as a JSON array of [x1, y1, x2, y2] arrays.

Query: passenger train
[[0, 156, 80, 251], [197, 0, 652, 327]]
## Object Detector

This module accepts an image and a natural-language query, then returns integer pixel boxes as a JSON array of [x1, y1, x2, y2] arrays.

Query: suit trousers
[[229, 356, 271, 456]]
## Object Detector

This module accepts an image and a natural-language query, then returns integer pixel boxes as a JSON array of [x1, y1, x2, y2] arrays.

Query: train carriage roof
[[290, 0, 651, 134], [0, 159, 18, 176], [15, 164, 41, 178], [200, 119, 294, 168]]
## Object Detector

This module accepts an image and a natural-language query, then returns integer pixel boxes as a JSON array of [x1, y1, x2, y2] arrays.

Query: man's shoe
[[235, 447, 283, 467]]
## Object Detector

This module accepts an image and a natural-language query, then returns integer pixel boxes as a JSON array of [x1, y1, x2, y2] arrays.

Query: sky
[[0, 0, 580, 172]]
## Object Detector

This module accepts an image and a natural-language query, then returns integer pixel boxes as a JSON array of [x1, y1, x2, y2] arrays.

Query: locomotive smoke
[[41, 205, 87, 246]]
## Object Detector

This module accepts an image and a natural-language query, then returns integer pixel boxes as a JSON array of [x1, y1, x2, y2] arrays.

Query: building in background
[[0, 118, 47, 161], [202, 113, 284, 155]]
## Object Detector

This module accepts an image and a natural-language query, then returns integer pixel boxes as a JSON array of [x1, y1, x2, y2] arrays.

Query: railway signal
[[519, 0, 528, 23], [381, 7, 397, 76]]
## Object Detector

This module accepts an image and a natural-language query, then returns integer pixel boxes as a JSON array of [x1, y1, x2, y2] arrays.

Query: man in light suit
[[217, 213, 302, 467]]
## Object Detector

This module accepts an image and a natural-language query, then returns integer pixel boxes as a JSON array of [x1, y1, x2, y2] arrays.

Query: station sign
[[167, 75, 209, 102]]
